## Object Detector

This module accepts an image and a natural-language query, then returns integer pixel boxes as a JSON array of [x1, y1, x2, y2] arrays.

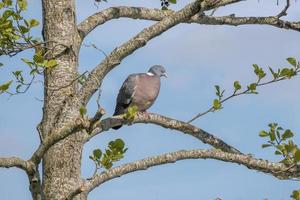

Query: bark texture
[[41, 0, 84, 199]]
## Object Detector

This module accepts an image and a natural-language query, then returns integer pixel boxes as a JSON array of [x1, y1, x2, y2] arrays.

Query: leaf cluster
[[0, 0, 39, 56], [124, 105, 138, 120], [211, 57, 300, 114], [291, 190, 300, 200], [0, 0, 55, 95], [89, 139, 128, 171], [259, 123, 300, 165]]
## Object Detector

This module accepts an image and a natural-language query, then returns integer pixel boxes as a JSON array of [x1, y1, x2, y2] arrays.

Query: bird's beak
[[162, 73, 168, 78]]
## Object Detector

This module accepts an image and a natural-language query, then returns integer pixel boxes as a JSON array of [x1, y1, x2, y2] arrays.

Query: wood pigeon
[[112, 65, 167, 130]]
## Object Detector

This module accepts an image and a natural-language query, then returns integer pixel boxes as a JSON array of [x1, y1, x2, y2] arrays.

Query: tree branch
[[78, 0, 242, 39], [277, 0, 290, 18], [0, 157, 28, 170], [0, 157, 42, 200], [78, 0, 241, 105], [85, 112, 241, 154], [67, 149, 300, 199], [78, 5, 300, 40], [29, 119, 85, 165], [195, 15, 300, 31]]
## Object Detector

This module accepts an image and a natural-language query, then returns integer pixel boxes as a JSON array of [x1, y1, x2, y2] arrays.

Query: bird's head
[[148, 65, 168, 78]]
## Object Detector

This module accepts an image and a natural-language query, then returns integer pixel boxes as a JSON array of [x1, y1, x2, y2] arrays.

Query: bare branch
[[196, 15, 300, 31], [84, 112, 241, 154], [78, 1, 242, 39], [78, 0, 241, 105], [0, 157, 42, 200], [78, 4, 299, 41], [29, 119, 84, 165], [67, 149, 300, 198], [0, 157, 28, 170], [277, 0, 290, 18]]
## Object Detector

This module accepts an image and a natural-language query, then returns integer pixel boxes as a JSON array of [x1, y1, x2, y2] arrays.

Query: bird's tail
[[112, 106, 124, 130]]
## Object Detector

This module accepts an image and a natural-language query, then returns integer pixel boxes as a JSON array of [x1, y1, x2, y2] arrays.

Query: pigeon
[[112, 65, 167, 130]]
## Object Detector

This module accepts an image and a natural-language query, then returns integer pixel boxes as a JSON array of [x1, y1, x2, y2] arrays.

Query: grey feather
[[113, 65, 167, 130]]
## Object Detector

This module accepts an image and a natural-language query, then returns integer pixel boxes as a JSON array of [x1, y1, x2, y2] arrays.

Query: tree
[[0, 0, 300, 199]]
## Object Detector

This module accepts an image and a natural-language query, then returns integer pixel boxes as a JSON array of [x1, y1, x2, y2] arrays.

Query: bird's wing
[[114, 74, 138, 115]]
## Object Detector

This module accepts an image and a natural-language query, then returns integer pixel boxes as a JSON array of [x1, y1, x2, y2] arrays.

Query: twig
[[277, 0, 290, 18], [188, 68, 300, 123], [210, 8, 218, 16], [96, 89, 102, 109]]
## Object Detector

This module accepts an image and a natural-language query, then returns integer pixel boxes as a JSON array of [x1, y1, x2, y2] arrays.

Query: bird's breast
[[132, 76, 160, 111]]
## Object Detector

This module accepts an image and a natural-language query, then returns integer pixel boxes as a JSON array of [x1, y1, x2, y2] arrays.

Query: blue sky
[[0, 0, 300, 199]]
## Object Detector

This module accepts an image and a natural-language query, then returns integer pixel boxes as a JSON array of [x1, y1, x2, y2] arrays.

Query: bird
[[112, 65, 167, 130]]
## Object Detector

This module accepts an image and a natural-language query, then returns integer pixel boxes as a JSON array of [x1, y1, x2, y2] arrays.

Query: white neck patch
[[146, 72, 154, 76]]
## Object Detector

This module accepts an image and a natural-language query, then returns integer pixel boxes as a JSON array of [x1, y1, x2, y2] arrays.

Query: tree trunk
[[41, 0, 85, 199]]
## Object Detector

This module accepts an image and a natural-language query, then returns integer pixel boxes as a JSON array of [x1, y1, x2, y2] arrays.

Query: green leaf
[[214, 85, 224, 98], [33, 53, 44, 63], [28, 19, 39, 28], [89, 155, 95, 161], [30, 69, 37, 75], [269, 131, 276, 141], [21, 58, 33, 67], [16, 84, 22, 92], [233, 81, 241, 91], [248, 83, 257, 91], [294, 149, 300, 163], [284, 142, 296, 153], [17, 0, 27, 10], [44, 59, 57, 68], [291, 190, 300, 200], [275, 150, 282, 155], [269, 67, 278, 79], [3, 0, 12, 6], [213, 99, 222, 110], [79, 106, 87, 117], [282, 129, 294, 140], [280, 68, 291, 77], [93, 149, 102, 160], [261, 144, 272, 148], [169, 0, 177, 3], [19, 25, 29, 34], [2, 9, 14, 18], [259, 131, 269, 137], [0, 80, 13, 92], [124, 105, 138, 120], [253, 64, 266, 79], [287, 57, 297, 68], [114, 138, 125, 149]]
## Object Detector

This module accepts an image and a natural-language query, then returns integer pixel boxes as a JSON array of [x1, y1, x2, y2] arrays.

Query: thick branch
[[68, 149, 300, 198], [78, 1, 241, 38], [78, 0, 241, 105], [195, 15, 300, 31], [30, 119, 84, 165], [0, 157, 42, 200], [0, 157, 28, 170], [78, 6, 300, 40], [85, 112, 241, 154]]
